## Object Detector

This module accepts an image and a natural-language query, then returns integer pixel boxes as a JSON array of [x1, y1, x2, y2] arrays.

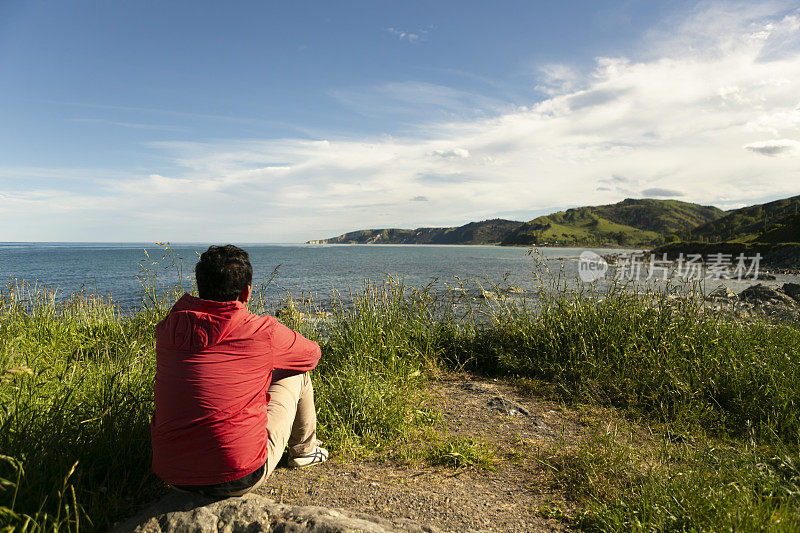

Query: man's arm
[[270, 319, 321, 372]]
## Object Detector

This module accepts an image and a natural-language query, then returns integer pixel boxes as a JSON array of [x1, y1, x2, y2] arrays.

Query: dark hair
[[195, 245, 253, 302]]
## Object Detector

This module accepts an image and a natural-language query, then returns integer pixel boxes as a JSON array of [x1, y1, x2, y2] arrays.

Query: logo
[[578, 251, 608, 282]]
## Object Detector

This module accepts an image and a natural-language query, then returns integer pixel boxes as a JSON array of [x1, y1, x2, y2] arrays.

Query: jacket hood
[[156, 294, 248, 352]]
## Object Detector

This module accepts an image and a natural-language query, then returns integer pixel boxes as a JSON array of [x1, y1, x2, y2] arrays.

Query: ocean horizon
[[1, 242, 565, 310]]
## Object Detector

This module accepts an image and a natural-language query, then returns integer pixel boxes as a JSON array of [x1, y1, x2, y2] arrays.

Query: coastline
[[650, 241, 800, 276], [306, 241, 647, 249]]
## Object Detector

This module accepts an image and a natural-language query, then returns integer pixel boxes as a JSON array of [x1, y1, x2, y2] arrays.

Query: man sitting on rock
[[150, 244, 327, 497]]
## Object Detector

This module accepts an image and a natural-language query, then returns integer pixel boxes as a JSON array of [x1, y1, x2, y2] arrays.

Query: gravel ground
[[260, 374, 594, 532]]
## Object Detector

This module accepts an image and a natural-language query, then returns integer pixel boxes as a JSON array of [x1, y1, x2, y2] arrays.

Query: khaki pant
[[227, 369, 317, 496]]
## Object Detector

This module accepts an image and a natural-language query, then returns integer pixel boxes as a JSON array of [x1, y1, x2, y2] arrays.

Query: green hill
[[689, 194, 800, 243], [307, 219, 524, 245], [651, 194, 800, 269], [592, 199, 724, 235], [500, 199, 724, 247], [309, 199, 726, 247]]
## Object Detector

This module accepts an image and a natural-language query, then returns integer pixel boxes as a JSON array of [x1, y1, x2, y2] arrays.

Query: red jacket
[[150, 294, 320, 485]]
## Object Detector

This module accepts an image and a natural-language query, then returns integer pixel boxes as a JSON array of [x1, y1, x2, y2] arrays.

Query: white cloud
[[428, 148, 470, 158], [641, 187, 685, 198], [744, 138, 800, 156], [386, 26, 433, 43], [4, 3, 800, 241], [386, 27, 420, 43], [535, 63, 586, 96]]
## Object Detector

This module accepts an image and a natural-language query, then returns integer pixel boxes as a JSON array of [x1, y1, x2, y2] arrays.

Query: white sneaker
[[287, 446, 329, 468]]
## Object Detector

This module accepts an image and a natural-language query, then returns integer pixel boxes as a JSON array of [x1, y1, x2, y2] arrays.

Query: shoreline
[[306, 241, 648, 249], [646, 241, 800, 277]]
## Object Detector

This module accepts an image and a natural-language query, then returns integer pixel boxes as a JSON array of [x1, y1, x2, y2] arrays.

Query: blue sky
[[1, 1, 799, 241]]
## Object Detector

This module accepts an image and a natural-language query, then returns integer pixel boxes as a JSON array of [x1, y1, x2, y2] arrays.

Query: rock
[[450, 287, 504, 300], [706, 286, 737, 300], [739, 284, 796, 306], [114, 491, 440, 533], [504, 285, 526, 294], [601, 254, 620, 265], [475, 289, 503, 300], [532, 419, 550, 432], [461, 382, 491, 393], [783, 283, 800, 302], [487, 396, 530, 417]]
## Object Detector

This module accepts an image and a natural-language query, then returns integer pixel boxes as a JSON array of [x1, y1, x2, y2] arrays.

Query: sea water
[[0, 242, 795, 311]]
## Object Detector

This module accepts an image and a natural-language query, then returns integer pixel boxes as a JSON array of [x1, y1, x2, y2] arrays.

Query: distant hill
[[308, 199, 724, 247], [500, 199, 724, 247], [307, 219, 524, 245], [688, 194, 800, 243], [651, 194, 800, 270]]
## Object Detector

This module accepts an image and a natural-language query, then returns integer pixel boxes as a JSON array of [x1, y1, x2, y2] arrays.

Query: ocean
[[1, 243, 794, 311]]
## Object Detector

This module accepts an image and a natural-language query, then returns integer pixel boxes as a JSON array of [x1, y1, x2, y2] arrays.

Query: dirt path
[[260, 374, 599, 532]]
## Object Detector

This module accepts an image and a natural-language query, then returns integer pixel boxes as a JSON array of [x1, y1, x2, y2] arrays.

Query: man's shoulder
[[239, 311, 280, 335]]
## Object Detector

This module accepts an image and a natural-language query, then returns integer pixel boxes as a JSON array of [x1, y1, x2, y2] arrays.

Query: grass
[[502, 209, 662, 246], [545, 419, 800, 532], [0, 282, 160, 532], [0, 269, 444, 531], [501, 199, 724, 246], [689, 194, 800, 243], [426, 437, 497, 470], [441, 277, 800, 446], [1, 246, 799, 530]]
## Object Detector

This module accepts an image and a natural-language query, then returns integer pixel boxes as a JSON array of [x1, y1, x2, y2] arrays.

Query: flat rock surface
[[114, 491, 439, 533]]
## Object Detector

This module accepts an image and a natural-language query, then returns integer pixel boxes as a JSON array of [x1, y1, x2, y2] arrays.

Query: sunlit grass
[[426, 437, 497, 470]]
